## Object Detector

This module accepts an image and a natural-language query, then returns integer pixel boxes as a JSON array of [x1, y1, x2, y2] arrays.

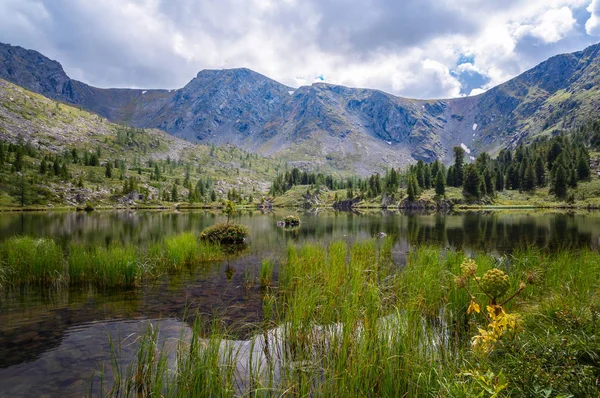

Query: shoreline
[[1, 202, 600, 213]]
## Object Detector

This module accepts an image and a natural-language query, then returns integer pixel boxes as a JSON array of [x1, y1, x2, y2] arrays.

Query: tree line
[[269, 131, 593, 202]]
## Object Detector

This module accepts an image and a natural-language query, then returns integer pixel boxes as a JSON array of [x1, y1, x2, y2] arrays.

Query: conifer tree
[[435, 170, 445, 196], [463, 164, 481, 199], [523, 164, 536, 191], [534, 157, 546, 187], [407, 174, 419, 201], [171, 184, 178, 202], [577, 156, 591, 181], [453, 146, 465, 187], [552, 164, 568, 199]]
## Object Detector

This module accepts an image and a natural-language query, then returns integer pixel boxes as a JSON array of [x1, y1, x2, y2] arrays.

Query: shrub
[[281, 215, 301, 227], [199, 223, 249, 244]]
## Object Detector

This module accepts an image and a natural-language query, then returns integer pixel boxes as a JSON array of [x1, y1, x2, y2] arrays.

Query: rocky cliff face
[[2, 41, 600, 172]]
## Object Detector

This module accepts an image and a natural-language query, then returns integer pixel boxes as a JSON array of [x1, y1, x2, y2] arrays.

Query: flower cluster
[[455, 258, 527, 353]]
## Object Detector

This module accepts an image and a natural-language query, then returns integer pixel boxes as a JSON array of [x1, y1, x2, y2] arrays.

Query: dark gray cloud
[[0, 0, 598, 98]]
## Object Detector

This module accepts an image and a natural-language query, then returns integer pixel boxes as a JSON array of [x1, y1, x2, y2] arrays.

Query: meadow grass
[[0, 233, 227, 289], [105, 239, 600, 397]]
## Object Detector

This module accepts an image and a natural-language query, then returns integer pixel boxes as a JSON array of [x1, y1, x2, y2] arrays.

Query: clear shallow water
[[1, 209, 600, 397]]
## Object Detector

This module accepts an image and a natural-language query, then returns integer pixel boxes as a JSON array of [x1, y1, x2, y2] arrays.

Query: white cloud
[[0, 0, 596, 99], [517, 6, 576, 43], [586, 0, 600, 35], [469, 88, 487, 96]]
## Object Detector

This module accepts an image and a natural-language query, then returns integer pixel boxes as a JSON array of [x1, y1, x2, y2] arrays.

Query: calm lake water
[[1, 209, 599, 397]]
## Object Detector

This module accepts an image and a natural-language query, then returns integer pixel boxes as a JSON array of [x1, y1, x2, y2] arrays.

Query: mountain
[[2, 41, 600, 173]]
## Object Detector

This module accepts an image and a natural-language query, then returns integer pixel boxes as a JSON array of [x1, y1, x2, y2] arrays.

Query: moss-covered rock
[[199, 223, 249, 244], [281, 215, 301, 227]]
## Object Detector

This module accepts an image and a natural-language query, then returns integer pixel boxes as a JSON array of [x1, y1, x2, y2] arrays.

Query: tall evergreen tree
[[14, 149, 23, 172], [407, 175, 419, 201], [446, 166, 456, 187], [435, 170, 445, 197], [523, 164, 536, 191], [171, 184, 178, 202], [552, 164, 568, 199], [495, 169, 504, 192], [453, 146, 465, 187], [577, 156, 591, 181], [462, 164, 481, 199], [534, 157, 546, 187], [484, 169, 495, 195]]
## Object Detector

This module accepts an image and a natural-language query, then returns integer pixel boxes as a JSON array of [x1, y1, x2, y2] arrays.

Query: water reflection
[[0, 210, 598, 252]]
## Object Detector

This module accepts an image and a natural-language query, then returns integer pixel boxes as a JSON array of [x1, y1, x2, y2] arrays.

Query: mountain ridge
[[1, 41, 600, 173]]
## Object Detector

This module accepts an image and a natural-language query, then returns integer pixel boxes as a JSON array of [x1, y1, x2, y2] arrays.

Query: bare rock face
[[2, 41, 600, 172], [0, 43, 72, 102]]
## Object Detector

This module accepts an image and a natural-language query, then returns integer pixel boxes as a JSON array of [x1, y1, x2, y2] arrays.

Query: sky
[[1, 0, 599, 99]]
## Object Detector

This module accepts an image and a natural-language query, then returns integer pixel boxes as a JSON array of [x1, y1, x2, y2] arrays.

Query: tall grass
[[0, 237, 64, 287], [0, 233, 227, 289], [98, 320, 237, 397], [113, 240, 600, 397], [259, 259, 274, 288]]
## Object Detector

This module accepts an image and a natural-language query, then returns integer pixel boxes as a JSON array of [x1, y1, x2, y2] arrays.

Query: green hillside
[[0, 79, 284, 209]]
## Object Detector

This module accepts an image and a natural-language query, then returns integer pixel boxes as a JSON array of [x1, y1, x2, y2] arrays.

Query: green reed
[[259, 258, 274, 288], [99, 319, 237, 397], [0, 236, 64, 286], [0, 233, 226, 289]]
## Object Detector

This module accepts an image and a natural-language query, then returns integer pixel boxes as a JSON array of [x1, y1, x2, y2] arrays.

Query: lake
[[0, 209, 599, 397]]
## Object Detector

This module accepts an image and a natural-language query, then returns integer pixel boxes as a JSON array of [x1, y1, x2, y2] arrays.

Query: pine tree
[[89, 153, 99, 167], [446, 166, 456, 187], [547, 139, 563, 170], [105, 162, 112, 178], [552, 164, 568, 199], [484, 169, 495, 196], [534, 157, 546, 187], [435, 170, 445, 196], [453, 146, 465, 187], [407, 175, 419, 201], [60, 163, 69, 179], [523, 164, 536, 191], [169, 184, 177, 202], [462, 164, 481, 199], [14, 175, 32, 207], [495, 169, 504, 192], [577, 156, 591, 181], [568, 167, 578, 188], [14, 150, 23, 172], [423, 164, 432, 189]]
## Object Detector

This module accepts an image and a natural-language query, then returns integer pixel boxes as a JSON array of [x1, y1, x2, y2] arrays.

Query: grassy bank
[[0, 233, 227, 289], [104, 241, 599, 396]]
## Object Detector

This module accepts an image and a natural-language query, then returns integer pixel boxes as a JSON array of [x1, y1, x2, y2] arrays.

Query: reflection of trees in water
[[0, 211, 597, 253], [441, 213, 593, 252]]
